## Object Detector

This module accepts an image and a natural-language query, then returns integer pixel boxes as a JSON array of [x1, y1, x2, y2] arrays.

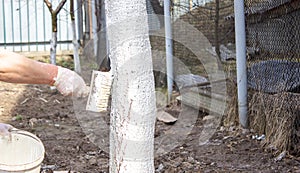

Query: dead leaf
[[156, 111, 177, 124]]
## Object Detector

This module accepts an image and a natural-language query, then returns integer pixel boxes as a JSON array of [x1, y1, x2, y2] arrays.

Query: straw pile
[[249, 91, 300, 155], [224, 80, 299, 156], [223, 79, 239, 126]]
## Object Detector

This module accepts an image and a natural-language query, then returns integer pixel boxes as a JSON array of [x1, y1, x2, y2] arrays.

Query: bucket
[[0, 130, 45, 173]]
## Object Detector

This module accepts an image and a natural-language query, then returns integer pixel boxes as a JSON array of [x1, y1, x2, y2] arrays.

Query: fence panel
[[245, 0, 300, 93], [0, 0, 73, 52]]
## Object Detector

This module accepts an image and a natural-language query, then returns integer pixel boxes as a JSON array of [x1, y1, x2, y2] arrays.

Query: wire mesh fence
[[245, 0, 300, 93], [244, 0, 300, 155]]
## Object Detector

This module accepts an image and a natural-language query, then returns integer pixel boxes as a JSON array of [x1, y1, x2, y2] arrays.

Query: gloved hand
[[54, 66, 89, 97], [0, 123, 13, 137]]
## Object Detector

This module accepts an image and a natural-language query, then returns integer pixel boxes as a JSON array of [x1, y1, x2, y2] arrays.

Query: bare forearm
[[0, 49, 58, 85]]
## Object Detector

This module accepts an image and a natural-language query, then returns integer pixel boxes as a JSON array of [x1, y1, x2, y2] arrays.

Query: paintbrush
[[86, 70, 113, 112]]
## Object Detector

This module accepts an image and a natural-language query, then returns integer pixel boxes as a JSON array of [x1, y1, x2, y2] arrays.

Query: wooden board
[[177, 88, 228, 115]]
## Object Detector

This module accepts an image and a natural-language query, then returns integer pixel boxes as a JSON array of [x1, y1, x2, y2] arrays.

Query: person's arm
[[0, 49, 89, 97], [0, 49, 58, 85]]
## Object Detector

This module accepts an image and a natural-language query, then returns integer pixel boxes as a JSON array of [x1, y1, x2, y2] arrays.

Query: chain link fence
[[246, 0, 300, 93], [179, 0, 300, 155], [244, 0, 300, 155]]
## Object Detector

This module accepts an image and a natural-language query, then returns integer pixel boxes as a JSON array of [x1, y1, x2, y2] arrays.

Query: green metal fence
[[0, 0, 74, 52]]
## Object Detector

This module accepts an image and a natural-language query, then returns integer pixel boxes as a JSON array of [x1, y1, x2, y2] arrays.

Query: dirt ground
[[0, 81, 299, 173]]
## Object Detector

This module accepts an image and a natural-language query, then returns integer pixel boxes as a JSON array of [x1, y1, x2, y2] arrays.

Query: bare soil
[[0, 82, 299, 173]]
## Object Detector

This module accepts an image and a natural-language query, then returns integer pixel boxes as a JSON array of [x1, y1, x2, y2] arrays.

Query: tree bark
[[95, 0, 102, 33], [150, 0, 164, 15], [105, 0, 156, 172], [83, 0, 90, 43], [50, 32, 57, 65], [44, 0, 67, 65], [96, 0, 110, 71], [70, 0, 81, 74], [150, 0, 164, 26], [76, 0, 84, 42], [215, 0, 221, 59]]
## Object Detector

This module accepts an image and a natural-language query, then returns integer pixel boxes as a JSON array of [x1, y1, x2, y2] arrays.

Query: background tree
[[44, 0, 67, 65], [76, 0, 84, 43], [95, 0, 111, 71], [150, 0, 164, 26], [70, 0, 81, 73], [214, 0, 220, 58], [104, 0, 156, 172]]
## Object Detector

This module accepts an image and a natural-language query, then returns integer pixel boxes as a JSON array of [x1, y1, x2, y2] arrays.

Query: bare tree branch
[[54, 0, 67, 14], [44, 0, 53, 13], [43, 0, 68, 64], [70, 0, 75, 21], [44, 0, 67, 32], [150, 0, 164, 15], [176, 5, 212, 19]]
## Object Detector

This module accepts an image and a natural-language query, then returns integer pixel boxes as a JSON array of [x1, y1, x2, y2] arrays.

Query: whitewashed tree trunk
[[104, 0, 156, 172], [50, 32, 57, 65], [71, 22, 81, 73], [70, 0, 81, 73], [44, 0, 67, 65]]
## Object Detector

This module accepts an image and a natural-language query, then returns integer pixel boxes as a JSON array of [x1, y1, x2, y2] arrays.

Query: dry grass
[[249, 91, 300, 155], [224, 79, 299, 156], [223, 79, 239, 126]]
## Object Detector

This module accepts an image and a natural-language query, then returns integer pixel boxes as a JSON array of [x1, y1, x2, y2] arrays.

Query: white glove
[[0, 123, 13, 137], [54, 66, 89, 97]]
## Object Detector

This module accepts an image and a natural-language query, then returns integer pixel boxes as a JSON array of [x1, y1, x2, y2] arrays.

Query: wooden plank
[[177, 88, 228, 115]]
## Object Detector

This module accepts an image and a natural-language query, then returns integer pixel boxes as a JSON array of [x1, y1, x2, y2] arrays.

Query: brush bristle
[[86, 70, 113, 112]]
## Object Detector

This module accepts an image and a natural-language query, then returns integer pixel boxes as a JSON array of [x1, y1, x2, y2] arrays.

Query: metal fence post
[[164, 0, 174, 103], [234, 0, 248, 128]]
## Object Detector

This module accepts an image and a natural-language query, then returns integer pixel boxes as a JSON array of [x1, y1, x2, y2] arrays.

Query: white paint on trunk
[[50, 32, 57, 65], [104, 0, 156, 172], [71, 21, 81, 73]]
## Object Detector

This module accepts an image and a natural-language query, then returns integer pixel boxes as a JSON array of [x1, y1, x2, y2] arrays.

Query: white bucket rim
[[0, 130, 45, 171]]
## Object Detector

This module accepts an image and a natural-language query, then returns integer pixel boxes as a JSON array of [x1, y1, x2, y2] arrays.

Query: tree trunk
[[215, 0, 220, 59], [96, 0, 110, 71], [70, 0, 81, 74], [44, 0, 67, 65], [150, 0, 164, 26], [76, 0, 84, 43], [50, 32, 57, 65], [95, 0, 102, 33], [83, 0, 90, 43], [104, 0, 156, 172]]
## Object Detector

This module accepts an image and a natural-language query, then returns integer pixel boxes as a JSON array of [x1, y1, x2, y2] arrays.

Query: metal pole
[[19, 0, 22, 51], [234, 0, 248, 128], [2, 0, 6, 49], [66, 1, 70, 50], [91, 0, 98, 56], [59, 12, 62, 50], [27, 0, 30, 51], [11, 1, 15, 51], [35, 0, 38, 51], [164, 0, 173, 103], [43, 1, 46, 51]]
